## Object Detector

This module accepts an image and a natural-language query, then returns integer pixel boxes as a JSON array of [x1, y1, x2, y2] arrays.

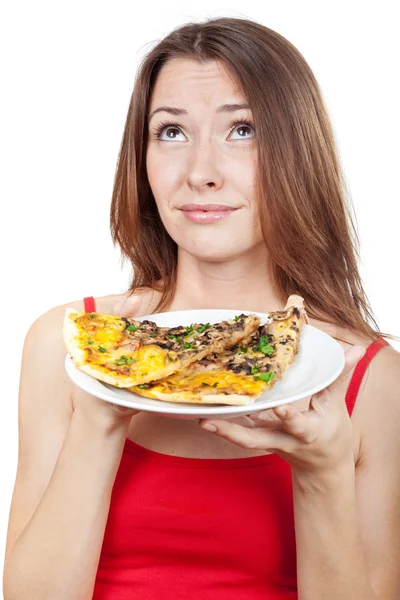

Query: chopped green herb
[[213, 382, 218, 387], [86, 339, 93, 345], [115, 356, 136, 366], [115, 355, 127, 365], [254, 371, 275, 383], [185, 325, 194, 334], [261, 346, 274, 356], [88, 313, 97, 319], [138, 383, 150, 389], [167, 354, 174, 362], [168, 334, 182, 342], [202, 382, 210, 387], [197, 322, 211, 333], [251, 365, 259, 374], [98, 346, 107, 353], [238, 346, 247, 353], [184, 342, 194, 349], [258, 336, 274, 356], [127, 324, 138, 332], [234, 315, 240, 322], [151, 333, 157, 338]]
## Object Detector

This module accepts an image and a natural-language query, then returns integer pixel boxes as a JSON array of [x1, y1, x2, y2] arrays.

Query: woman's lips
[[179, 204, 238, 223]]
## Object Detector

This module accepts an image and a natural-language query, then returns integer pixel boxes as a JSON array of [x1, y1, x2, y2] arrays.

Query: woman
[[4, 16, 400, 600]]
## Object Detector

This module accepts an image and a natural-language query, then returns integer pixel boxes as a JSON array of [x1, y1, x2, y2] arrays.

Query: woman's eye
[[158, 126, 185, 141], [229, 123, 255, 140], [154, 121, 255, 142]]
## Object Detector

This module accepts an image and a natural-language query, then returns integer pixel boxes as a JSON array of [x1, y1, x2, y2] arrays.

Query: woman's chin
[[183, 243, 253, 263]]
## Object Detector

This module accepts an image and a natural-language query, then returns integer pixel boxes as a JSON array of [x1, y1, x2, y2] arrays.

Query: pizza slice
[[130, 295, 308, 405], [63, 309, 261, 388]]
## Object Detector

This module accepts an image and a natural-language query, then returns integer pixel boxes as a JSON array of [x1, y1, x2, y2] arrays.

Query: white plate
[[65, 309, 345, 420]]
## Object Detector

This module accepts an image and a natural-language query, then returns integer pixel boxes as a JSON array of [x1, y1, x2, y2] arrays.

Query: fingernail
[[275, 407, 287, 417], [202, 423, 218, 432], [257, 411, 271, 421]]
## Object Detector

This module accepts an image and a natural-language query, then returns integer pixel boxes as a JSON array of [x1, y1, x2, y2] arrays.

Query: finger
[[330, 344, 365, 391], [248, 410, 284, 429], [342, 345, 365, 376], [311, 344, 365, 408], [199, 418, 293, 452], [309, 388, 332, 413], [250, 408, 281, 421], [113, 295, 142, 317], [271, 404, 318, 443], [111, 403, 140, 418], [209, 414, 281, 431]]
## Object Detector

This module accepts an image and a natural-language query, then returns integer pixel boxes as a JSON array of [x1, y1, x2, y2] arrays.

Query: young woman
[[4, 17, 400, 600]]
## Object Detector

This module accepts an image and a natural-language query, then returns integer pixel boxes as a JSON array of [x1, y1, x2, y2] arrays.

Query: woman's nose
[[186, 142, 223, 191]]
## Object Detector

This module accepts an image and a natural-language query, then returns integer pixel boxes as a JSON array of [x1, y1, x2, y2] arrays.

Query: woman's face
[[146, 58, 263, 261]]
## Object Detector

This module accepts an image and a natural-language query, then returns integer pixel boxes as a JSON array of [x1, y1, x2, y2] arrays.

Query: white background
[[1, 0, 399, 589]]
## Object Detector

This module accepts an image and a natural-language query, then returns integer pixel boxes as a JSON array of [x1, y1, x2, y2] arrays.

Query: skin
[[4, 58, 400, 599], [146, 58, 281, 311]]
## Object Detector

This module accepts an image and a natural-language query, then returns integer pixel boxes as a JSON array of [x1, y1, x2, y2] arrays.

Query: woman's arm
[[3, 302, 137, 600], [292, 466, 377, 599], [200, 345, 400, 599], [293, 347, 400, 599]]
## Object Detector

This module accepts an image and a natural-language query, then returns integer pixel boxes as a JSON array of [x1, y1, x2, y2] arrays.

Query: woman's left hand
[[199, 345, 365, 476]]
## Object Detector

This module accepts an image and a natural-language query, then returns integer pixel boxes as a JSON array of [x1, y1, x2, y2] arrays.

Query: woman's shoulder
[[340, 327, 400, 464], [309, 316, 399, 388], [352, 339, 400, 420], [309, 315, 400, 422], [23, 289, 160, 362], [308, 316, 374, 351], [33, 287, 162, 326], [94, 288, 162, 317]]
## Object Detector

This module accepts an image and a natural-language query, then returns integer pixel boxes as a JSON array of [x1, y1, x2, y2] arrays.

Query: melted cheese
[[73, 314, 169, 377], [76, 314, 125, 348], [132, 369, 265, 398], [275, 318, 291, 331], [133, 344, 169, 377]]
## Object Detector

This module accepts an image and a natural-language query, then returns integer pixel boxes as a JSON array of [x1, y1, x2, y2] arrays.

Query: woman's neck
[[167, 245, 284, 313]]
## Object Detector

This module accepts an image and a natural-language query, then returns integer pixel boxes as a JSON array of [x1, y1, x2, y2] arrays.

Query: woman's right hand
[[74, 294, 144, 429]]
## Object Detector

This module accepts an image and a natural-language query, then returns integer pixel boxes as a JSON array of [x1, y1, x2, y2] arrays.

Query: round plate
[[65, 309, 345, 420]]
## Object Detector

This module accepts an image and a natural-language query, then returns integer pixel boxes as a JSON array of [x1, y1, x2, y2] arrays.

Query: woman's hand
[[199, 345, 366, 477]]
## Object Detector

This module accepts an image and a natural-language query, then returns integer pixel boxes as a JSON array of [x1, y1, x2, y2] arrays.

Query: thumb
[[342, 344, 366, 376], [309, 344, 365, 411], [326, 343, 366, 393], [112, 294, 142, 317]]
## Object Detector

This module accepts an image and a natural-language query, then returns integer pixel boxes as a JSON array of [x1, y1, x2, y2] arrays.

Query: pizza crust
[[134, 388, 257, 406], [63, 308, 87, 367]]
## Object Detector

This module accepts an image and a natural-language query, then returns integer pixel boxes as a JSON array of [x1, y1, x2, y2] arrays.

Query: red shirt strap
[[83, 296, 96, 313], [345, 338, 389, 416]]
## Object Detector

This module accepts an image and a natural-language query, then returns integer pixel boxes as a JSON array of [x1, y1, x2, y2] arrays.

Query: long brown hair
[[110, 16, 382, 340]]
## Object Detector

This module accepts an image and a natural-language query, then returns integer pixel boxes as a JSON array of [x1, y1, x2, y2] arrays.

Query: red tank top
[[83, 297, 388, 599]]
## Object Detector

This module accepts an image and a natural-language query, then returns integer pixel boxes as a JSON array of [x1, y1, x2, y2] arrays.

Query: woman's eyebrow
[[148, 103, 250, 123]]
